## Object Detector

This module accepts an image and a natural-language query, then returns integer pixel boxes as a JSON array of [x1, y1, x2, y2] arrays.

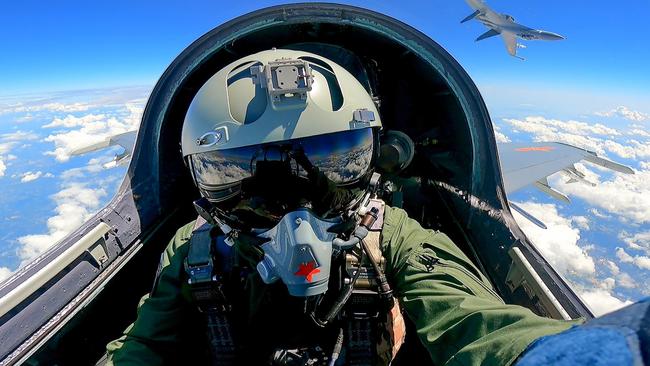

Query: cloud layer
[[511, 201, 634, 316], [17, 183, 107, 266], [0, 102, 92, 115], [595, 106, 649, 122], [0, 266, 11, 283], [503, 116, 650, 160], [616, 247, 650, 271], [552, 163, 650, 224], [43, 104, 142, 162], [512, 201, 595, 277]]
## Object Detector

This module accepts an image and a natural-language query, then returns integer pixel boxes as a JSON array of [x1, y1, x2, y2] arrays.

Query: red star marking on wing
[[515, 146, 555, 152], [294, 261, 321, 283]]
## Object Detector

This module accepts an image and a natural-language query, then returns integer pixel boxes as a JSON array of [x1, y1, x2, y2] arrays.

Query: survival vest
[[184, 199, 405, 366]]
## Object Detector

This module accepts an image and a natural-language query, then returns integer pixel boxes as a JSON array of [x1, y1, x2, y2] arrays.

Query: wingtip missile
[[509, 201, 548, 230], [583, 154, 635, 175]]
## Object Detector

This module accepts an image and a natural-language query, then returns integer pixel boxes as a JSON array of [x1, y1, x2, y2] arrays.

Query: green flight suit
[[106, 206, 578, 365]]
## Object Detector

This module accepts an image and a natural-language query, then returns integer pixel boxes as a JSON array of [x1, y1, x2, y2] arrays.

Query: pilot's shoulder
[[382, 205, 450, 249], [382, 205, 428, 241], [163, 220, 198, 259], [173, 220, 199, 245]]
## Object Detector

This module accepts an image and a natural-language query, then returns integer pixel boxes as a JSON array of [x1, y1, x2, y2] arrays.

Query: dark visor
[[190, 128, 376, 195]]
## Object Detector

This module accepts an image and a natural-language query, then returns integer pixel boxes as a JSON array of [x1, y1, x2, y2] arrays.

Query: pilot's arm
[[106, 221, 202, 366], [381, 206, 580, 366]]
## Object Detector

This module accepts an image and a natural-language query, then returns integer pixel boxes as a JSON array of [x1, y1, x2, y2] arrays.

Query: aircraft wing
[[498, 142, 634, 227], [501, 32, 518, 57], [464, 0, 487, 11], [69, 130, 137, 167], [108, 130, 137, 154]]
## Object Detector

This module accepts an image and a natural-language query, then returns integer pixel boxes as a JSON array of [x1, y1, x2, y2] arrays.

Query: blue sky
[[1, 0, 649, 110]]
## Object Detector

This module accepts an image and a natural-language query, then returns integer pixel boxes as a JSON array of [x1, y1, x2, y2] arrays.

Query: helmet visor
[[189, 128, 376, 199]]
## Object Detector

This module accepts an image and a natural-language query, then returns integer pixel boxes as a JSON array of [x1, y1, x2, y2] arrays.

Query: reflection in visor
[[190, 128, 375, 189]]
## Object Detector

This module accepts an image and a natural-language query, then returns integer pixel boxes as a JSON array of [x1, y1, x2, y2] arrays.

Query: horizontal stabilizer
[[509, 201, 548, 229], [534, 178, 570, 203], [476, 29, 500, 41], [461, 10, 481, 23]]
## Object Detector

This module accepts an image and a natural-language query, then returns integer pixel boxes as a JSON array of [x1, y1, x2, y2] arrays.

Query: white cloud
[[589, 208, 611, 219], [571, 215, 590, 230], [42, 113, 106, 128], [20, 171, 43, 182], [6, 154, 17, 161], [616, 247, 650, 270], [0, 267, 12, 283], [0, 131, 39, 159], [495, 130, 510, 143], [1, 130, 39, 142], [16, 184, 107, 265], [44, 104, 142, 162], [60, 159, 105, 180], [605, 260, 620, 275], [16, 114, 35, 123], [504, 116, 620, 137], [0, 158, 6, 177], [619, 230, 650, 255], [511, 201, 596, 277], [552, 164, 650, 224], [0, 142, 15, 155], [629, 129, 650, 138], [600, 277, 616, 291], [617, 272, 637, 289], [579, 288, 633, 317], [494, 125, 511, 143], [596, 106, 649, 122], [0, 102, 92, 115]]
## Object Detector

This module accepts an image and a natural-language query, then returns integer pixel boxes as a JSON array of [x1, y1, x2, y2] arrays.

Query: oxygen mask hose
[[310, 250, 364, 327], [311, 207, 393, 327], [357, 207, 394, 307]]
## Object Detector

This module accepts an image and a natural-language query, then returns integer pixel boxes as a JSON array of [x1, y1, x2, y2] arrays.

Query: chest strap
[[185, 217, 237, 366], [345, 199, 406, 366]]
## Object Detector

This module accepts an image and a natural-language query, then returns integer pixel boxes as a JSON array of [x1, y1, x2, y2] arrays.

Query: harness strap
[[185, 216, 237, 366], [345, 199, 406, 366]]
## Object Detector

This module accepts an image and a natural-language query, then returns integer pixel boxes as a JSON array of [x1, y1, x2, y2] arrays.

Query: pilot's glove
[[516, 298, 649, 365]]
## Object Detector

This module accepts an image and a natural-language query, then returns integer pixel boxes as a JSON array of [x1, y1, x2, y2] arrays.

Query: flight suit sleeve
[[381, 206, 581, 366], [105, 221, 197, 366]]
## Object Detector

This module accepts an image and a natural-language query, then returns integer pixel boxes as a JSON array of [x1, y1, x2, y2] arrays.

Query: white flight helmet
[[181, 49, 382, 203]]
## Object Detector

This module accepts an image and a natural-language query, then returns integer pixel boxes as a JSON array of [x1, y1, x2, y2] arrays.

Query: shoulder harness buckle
[[184, 216, 230, 312]]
